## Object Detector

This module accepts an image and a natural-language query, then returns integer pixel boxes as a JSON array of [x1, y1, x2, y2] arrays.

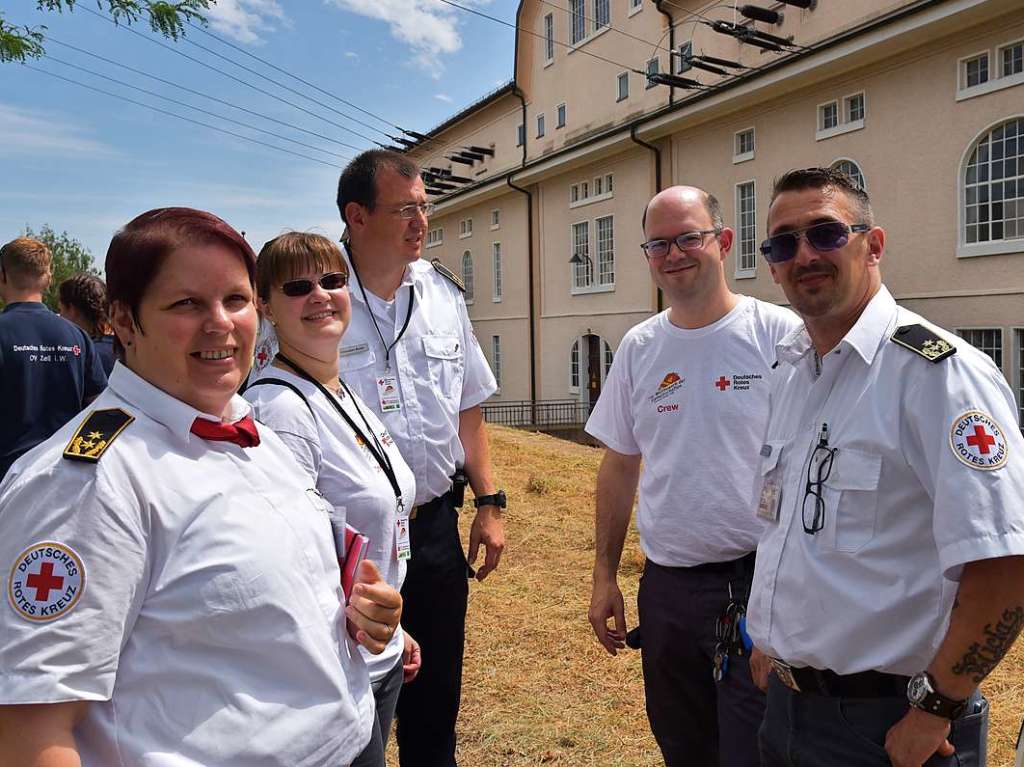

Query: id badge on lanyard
[[395, 499, 412, 561], [377, 375, 402, 412]]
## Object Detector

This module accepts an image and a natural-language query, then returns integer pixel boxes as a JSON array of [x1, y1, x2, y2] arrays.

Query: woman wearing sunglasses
[[244, 232, 419, 767], [0, 208, 401, 766]]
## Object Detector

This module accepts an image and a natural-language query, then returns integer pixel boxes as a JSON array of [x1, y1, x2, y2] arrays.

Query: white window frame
[[593, 0, 610, 31], [616, 71, 629, 102], [459, 218, 473, 239], [569, 339, 580, 392], [490, 209, 500, 230], [999, 39, 1024, 78], [844, 92, 865, 123], [570, 184, 580, 204], [491, 335, 502, 392], [571, 172, 613, 208], [1013, 327, 1024, 431], [646, 57, 659, 88], [570, 220, 594, 293], [735, 179, 757, 279], [569, 0, 586, 46], [733, 126, 755, 163], [492, 242, 503, 302], [595, 214, 615, 287], [516, 123, 525, 147], [461, 250, 474, 304], [816, 92, 865, 141], [956, 327, 1004, 370], [537, 113, 546, 138], [425, 227, 444, 248], [829, 157, 867, 192], [543, 12, 555, 65], [628, 0, 643, 16], [957, 43, 1024, 102], [958, 50, 991, 93], [956, 116, 1024, 258], [556, 102, 566, 129]]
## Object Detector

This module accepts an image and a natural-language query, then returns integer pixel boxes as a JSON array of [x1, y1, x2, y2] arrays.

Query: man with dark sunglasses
[[585, 186, 799, 767], [747, 167, 1024, 767]]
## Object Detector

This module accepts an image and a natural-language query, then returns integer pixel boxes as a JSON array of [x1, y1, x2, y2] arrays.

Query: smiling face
[[261, 269, 351, 360], [111, 242, 257, 418], [349, 167, 428, 267]]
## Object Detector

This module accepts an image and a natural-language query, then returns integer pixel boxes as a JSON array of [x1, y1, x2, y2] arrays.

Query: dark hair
[[105, 207, 256, 357], [59, 272, 109, 337], [0, 237, 51, 291], [336, 149, 420, 224], [256, 232, 347, 302], [641, 189, 724, 233], [769, 167, 874, 229]]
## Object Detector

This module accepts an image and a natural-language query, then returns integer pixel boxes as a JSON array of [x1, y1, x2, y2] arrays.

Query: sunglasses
[[280, 271, 348, 297], [760, 221, 869, 264], [641, 229, 720, 259]]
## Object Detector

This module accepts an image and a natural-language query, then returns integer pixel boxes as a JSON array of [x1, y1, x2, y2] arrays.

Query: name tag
[[340, 342, 369, 357], [377, 375, 402, 412]]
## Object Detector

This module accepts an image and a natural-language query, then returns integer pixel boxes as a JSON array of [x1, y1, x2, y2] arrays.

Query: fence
[[481, 399, 590, 428]]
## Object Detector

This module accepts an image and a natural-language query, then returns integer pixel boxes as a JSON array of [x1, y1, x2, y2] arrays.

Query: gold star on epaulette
[[63, 408, 134, 463], [891, 325, 957, 363]]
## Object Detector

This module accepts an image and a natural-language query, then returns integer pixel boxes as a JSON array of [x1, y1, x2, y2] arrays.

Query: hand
[[749, 646, 771, 692], [468, 505, 505, 581], [588, 575, 626, 655], [346, 560, 403, 654], [402, 631, 422, 684], [884, 707, 954, 767]]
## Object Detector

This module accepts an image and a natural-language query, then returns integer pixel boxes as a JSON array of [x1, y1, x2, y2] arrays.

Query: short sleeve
[[456, 295, 497, 411], [901, 352, 1024, 575], [584, 339, 640, 456], [0, 461, 148, 703], [245, 384, 323, 482]]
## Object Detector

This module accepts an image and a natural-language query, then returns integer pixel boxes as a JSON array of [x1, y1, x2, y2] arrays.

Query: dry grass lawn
[[393, 425, 1024, 766]]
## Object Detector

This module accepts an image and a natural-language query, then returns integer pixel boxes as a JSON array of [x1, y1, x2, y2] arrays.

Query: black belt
[[770, 658, 910, 698], [681, 551, 756, 575]]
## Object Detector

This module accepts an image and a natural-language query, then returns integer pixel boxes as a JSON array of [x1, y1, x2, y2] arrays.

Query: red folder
[[340, 524, 370, 603]]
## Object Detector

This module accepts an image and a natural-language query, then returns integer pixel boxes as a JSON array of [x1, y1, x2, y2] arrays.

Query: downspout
[[630, 124, 664, 312], [510, 85, 537, 420], [654, 0, 676, 105]]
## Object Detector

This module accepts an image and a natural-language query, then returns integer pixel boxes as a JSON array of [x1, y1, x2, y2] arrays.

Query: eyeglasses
[[280, 271, 348, 297], [390, 202, 435, 219], [640, 229, 720, 259], [760, 221, 869, 264], [802, 444, 838, 535]]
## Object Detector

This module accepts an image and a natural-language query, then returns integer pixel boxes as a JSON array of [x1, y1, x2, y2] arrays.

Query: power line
[[536, 0, 680, 57], [22, 64, 339, 168]]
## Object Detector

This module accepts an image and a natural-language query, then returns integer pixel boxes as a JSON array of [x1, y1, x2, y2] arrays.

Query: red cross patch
[[7, 542, 86, 622], [949, 410, 1009, 471]]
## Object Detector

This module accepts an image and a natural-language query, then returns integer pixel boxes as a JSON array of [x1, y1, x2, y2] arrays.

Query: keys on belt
[[769, 658, 802, 692], [713, 582, 750, 683]]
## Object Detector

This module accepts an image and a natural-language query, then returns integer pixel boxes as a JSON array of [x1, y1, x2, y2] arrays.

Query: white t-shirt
[[245, 365, 417, 681], [0, 363, 372, 766], [585, 296, 800, 567]]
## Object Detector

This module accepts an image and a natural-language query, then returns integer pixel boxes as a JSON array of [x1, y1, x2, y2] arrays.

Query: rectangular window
[[459, 218, 473, 238], [630, 0, 642, 9], [491, 335, 502, 389], [616, 71, 629, 102], [570, 184, 580, 203], [556, 102, 566, 129], [1017, 329, 1024, 429], [570, 0, 586, 45], [492, 242, 502, 302], [571, 221, 592, 288], [537, 113, 545, 138], [845, 92, 865, 123], [957, 328, 1003, 369], [581, 180, 589, 199], [1001, 42, 1024, 77], [964, 53, 989, 88], [594, 176, 603, 196], [490, 209, 500, 229], [544, 13, 555, 62], [594, 0, 610, 30], [605, 173, 613, 193], [736, 181, 757, 274], [734, 127, 755, 162], [516, 123, 525, 147], [819, 101, 839, 131], [677, 41, 692, 74], [646, 57, 659, 88], [426, 228, 443, 248], [596, 215, 614, 286]]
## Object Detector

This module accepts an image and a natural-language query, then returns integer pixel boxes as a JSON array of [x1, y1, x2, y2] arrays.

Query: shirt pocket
[[822, 447, 882, 553], [339, 344, 376, 373], [422, 335, 464, 402]]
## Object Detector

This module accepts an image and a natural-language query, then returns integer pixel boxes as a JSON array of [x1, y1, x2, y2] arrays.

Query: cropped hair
[[59, 272, 109, 337], [0, 237, 52, 290], [336, 149, 420, 225], [256, 232, 347, 302], [641, 189, 724, 233], [769, 167, 874, 228]]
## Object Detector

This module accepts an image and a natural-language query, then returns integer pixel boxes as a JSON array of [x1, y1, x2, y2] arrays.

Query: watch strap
[[473, 491, 506, 509], [910, 673, 968, 719]]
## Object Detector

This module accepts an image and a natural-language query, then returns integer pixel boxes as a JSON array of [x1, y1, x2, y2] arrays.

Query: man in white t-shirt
[[585, 186, 800, 767]]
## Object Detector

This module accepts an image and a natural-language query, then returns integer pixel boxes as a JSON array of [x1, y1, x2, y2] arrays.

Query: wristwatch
[[907, 671, 968, 719], [472, 490, 507, 509]]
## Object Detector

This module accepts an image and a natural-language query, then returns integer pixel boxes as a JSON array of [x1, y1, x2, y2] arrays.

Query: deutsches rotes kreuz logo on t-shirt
[[949, 410, 1009, 471], [8, 542, 86, 622], [713, 372, 764, 392], [650, 372, 684, 405]]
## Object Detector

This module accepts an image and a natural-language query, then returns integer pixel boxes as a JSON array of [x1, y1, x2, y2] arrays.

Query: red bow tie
[[190, 415, 261, 448]]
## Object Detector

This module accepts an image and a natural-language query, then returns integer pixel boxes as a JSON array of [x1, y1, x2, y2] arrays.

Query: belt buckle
[[770, 658, 802, 692]]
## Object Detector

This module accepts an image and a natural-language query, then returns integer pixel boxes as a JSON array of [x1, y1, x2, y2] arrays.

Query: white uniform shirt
[[338, 251, 497, 505], [748, 286, 1024, 675], [585, 297, 801, 566], [245, 366, 417, 681], [0, 363, 372, 766]]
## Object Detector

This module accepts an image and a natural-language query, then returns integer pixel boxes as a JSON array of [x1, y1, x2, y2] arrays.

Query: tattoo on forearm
[[952, 606, 1024, 683]]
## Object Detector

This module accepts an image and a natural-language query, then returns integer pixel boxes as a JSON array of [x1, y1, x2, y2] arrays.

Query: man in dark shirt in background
[[0, 237, 106, 480]]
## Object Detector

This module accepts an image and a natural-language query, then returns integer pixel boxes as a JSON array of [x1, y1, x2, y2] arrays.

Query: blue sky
[[0, 0, 517, 265]]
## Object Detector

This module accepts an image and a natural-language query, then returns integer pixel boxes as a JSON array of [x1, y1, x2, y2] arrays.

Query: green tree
[[0, 1, 213, 63], [22, 225, 100, 311]]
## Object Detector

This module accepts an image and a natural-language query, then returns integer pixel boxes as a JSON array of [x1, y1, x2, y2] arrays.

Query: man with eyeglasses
[[332, 150, 504, 767], [747, 167, 1024, 767], [585, 186, 799, 767]]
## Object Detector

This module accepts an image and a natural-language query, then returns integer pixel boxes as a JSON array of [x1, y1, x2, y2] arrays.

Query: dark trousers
[[395, 492, 469, 767], [351, 659, 404, 767], [759, 675, 989, 767], [638, 558, 766, 767]]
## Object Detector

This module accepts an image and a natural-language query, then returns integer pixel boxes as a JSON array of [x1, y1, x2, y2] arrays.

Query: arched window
[[963, 118, 1024, 246], [570, 339, 580, 390], [461, 251, 474, 302], [830, 159, 866, 191], [603, 340, 614, 375]]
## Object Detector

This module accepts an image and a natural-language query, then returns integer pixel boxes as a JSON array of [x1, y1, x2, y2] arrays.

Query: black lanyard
[[275, 353, 403, 506], [345, 244, 414, 373]]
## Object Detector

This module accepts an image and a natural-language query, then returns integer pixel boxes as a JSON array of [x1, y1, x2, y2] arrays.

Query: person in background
[[58, 272, 116, 375], [0, 238, 106, 480], [0, 208, 401, 766], [244, 231, 421, 767]]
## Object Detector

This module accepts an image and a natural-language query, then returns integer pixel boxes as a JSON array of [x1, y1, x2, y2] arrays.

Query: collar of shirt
[[1, 301, 50, 314], [106, 362, 253, 445], [342, 245, 418, 310]]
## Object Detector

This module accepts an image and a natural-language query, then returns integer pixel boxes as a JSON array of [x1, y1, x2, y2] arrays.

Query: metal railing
[[481, 399, 590, 428]]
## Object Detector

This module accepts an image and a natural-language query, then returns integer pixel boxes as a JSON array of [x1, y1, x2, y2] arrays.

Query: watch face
[[907, 673, 930, 704]]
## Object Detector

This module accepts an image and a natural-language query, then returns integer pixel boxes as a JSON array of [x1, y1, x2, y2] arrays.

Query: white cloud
[[344, 51, 359, 59], [0, 103, 117, 158], [434, 93, 454, 103], [204, 0, 288, 45], [328, 0, 488, 77]]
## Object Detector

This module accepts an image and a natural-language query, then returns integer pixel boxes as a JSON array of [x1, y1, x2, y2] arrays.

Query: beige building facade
[[407, 0, 1024, 427]]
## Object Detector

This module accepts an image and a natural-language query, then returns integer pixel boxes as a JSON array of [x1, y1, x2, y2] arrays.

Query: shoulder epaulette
[[890, 324, 957, 363], [63, 408, 134, 463], [431, 258, 465, 293]]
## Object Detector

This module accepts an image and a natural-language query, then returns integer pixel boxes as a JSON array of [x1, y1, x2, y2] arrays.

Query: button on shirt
[[339, 252, 497, 505], [748, 286, 1024, 676], [0, 302, 107, 478], [245, 366, 417, 682], [0, 363, 372, 766], [585, 297, 801, 566]]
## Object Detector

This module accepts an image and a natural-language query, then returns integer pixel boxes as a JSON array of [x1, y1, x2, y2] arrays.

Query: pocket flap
[[339, 344, 375, 371], [423, 335, 461, 360], [759, 440, 786, 475], [824, 447, 881, 491]]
